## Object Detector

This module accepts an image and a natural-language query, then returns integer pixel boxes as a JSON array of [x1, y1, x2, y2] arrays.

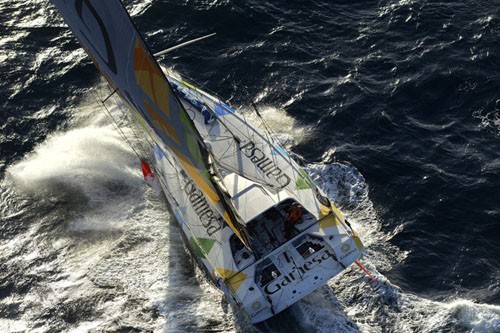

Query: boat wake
[[247, 109, 499, 332], [299, 163, 500, 333], [1, 103, 499, 333]]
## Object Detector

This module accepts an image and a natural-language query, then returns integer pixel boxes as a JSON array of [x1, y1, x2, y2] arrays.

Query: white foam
[[9, 124, 142, 228], [127, 0, 154, 17], [3, 95, 237, 332], [3, 91, 498, 332], [473, 104, 500, 137], [451, 299, 500, 332], [299, 162, 499, 333], [239, 105, 313, 148], [0, 319, 27, 333]]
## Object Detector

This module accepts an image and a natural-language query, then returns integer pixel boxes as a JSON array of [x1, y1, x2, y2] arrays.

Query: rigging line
[[251, 103, 293, 173], [102, 86, 146, 147], [91, 88, 143, 161], [206, 102, 241, 142], [209, 136, 238, 142], [252, 102, 275, 142], [251, 102, 287, 180], [289, 255, 304, 281], [102, 87, 118, 103], [113, 95, 151, 158], [159, 148, 176, 170], [218, 139, 236, 160]]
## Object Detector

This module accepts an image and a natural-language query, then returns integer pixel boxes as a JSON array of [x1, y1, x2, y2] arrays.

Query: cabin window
[[230, 234, 255, 268], [256, 259, 280, 286], [294, 240, 325, 260], [292, 234, 329, 260]]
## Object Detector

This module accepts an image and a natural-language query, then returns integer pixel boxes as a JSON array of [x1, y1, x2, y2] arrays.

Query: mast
[[50, 0, 252, 249]]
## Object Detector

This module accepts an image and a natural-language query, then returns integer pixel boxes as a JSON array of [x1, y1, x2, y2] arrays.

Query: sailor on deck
[[201, 104, 215, 124], [284, 203, 303, 239]]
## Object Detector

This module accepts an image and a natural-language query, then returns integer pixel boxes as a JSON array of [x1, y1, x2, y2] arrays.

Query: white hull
[[147, 72, 364, 323]]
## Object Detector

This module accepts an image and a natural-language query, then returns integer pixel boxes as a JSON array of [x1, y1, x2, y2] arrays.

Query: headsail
[[50, 0, 251, 247], [169, 78, 335, 217]]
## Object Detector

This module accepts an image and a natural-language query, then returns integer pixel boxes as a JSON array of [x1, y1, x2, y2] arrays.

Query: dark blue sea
[[1, 0, 499, 332]]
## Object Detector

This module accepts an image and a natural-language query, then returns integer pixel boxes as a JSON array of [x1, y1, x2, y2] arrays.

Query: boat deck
[[231, 199, 317, 267]]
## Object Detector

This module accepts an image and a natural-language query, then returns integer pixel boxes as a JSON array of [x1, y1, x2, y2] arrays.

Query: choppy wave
[[1, 100, 239, 332], [301, 163, 499, 333], [2, 0, 500, 332], [2, 100, 499, 332]]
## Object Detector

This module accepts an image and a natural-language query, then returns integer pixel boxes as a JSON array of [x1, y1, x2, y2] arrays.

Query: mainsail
[[50, 0, 251, 247]]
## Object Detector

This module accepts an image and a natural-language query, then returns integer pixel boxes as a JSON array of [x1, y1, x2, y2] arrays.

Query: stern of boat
[[225, 215, 363, 323]]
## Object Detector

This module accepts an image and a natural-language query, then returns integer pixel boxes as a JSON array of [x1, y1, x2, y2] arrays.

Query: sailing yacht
[[50, 0, 364, 323]]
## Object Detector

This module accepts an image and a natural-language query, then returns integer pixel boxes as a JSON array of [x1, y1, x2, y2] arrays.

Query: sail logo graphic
[[184, 180, 223, 236], [239, 141, 291, 188], [73, 0, 118, 75]]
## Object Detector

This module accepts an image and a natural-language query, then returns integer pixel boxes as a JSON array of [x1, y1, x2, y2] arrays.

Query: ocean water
[[1, 0, 499, 332]]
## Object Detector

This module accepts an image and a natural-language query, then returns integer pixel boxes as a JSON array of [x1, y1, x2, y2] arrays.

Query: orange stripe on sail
[[134, 39, 170, 116], [144, 101, 180, 145]]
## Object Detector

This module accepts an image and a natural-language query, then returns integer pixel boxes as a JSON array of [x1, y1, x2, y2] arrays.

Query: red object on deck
[[140, 160, 161, 195]]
